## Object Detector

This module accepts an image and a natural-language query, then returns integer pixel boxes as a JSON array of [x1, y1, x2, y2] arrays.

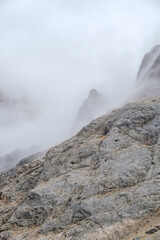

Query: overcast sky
[[0, 0, 160, 155]]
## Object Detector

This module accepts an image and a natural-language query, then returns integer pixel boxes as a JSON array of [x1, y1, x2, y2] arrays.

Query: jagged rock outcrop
[[1, 97, 160, 240], [135, 45, 160, 100], [72, 89, 107, 133]]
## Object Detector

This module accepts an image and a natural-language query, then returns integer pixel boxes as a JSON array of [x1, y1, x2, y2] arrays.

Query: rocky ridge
[[1, 45, 160, 240], [1, 97, 160, 239], [137, 45, 160, 82], [135, 45, 160, 100]]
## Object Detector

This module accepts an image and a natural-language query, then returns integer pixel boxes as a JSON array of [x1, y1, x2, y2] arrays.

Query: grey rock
[[0, 232, 10, 240], [1, 98, 160, 239], [133, 237, 143, 240]]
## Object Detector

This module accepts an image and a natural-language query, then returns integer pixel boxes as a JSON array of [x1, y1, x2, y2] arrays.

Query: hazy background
[[0, 0, 160, 156]]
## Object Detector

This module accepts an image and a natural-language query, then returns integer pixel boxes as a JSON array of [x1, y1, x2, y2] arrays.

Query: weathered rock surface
[[1, 97, 160, 239]]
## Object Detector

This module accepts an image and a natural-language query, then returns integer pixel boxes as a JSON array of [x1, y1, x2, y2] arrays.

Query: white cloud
[[0, 0, 160, 155]]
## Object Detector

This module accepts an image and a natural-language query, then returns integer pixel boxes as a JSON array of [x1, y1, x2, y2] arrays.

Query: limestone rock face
[[72, 89, 107, 133], [1, 98, 160, 239], [135, 45, 160, 99]]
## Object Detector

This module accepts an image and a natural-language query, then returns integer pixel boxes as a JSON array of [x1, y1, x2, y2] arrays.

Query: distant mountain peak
[[72, 89, 107, 134], [137, 44, 160, 83], [134, 44, 160, 100]]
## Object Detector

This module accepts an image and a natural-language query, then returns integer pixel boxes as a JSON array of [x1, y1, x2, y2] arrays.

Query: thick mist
[[0, 0, 160, 157]]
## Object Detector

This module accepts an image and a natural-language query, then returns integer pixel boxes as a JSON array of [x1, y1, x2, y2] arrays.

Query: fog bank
[[0, 0, 160, 156]]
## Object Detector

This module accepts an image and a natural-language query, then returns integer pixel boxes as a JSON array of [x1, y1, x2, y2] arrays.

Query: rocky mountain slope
[[1, 45, 160, 240], [1, 97, 160, 240]]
